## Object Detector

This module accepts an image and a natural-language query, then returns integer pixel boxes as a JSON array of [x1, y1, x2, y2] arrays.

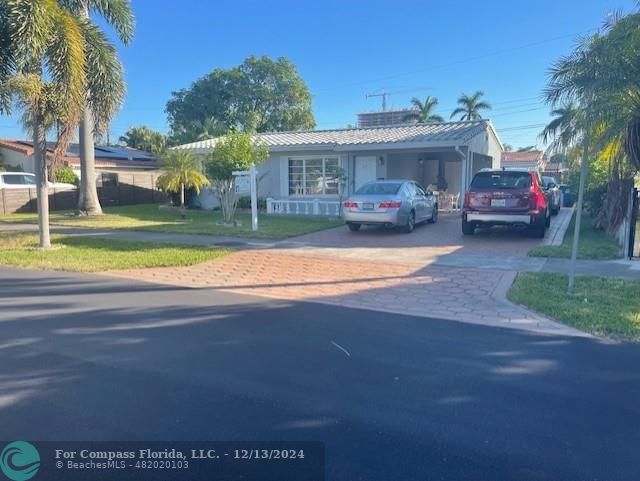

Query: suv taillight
[[463, 193, 471, 208], [530, 185, 546, 211]]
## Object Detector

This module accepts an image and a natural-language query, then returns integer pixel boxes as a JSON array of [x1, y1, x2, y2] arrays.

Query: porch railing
[[266, 198, 341, 217]]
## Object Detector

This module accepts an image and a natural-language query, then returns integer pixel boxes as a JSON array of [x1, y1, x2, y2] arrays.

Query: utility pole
[[366, 90, 391, 111]]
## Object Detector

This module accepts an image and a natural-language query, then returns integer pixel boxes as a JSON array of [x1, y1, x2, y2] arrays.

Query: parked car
[[342, 180, 438, 233], [462, 168, 550, 238], [542, 176, 561, 215], [0, 172, 76, 190]]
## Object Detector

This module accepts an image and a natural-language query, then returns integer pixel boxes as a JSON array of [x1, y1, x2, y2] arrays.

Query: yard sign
[[233, 166, 258, 231]]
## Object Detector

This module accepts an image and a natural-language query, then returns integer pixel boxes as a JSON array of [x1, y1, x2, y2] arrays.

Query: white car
[[0, 172, 76, 190]]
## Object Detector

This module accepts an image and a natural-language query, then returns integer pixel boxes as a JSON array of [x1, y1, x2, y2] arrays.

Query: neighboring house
[[0, 139, 159, 176], [501, 150, 547, 171], [176, 119, 504, 214]]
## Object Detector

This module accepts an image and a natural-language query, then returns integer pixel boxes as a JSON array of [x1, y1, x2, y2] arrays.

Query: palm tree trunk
[[180, 183, 185, 207], [33, 110, 51, 249], [78, 106, 103, 215], [77, 3, 102, 216]]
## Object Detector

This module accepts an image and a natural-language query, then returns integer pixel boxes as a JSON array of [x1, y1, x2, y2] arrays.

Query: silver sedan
[[342, 180, 438, 233]]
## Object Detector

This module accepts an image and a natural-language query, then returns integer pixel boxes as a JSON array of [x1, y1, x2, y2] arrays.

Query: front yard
[[528, 212, 621, 260], [0, 231, 229, 272], [509, 272, 640, 342], [0, 204, 343, 240]]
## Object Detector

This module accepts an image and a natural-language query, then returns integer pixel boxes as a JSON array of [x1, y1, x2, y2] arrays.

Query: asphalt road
[[0, 267, 639, 481]]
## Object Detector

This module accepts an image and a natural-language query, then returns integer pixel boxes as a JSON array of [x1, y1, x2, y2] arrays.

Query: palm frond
[[80, 20, 125, 131]]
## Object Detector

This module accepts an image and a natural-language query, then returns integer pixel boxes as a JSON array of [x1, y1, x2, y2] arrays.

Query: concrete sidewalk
[[2, 221, 638, 279]]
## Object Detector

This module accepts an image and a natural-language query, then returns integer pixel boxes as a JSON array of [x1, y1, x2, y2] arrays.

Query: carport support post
[[568, 135, 589, 294]]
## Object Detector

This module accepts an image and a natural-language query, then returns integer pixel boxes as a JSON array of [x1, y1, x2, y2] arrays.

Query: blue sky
[[0, 0, 636, 148]]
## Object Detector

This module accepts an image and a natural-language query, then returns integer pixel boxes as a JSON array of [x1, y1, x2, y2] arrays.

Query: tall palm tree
[[0, 0, 89, 248], [157, 149, 210, 208], [73, 0, 134, 216], [0, 0, 132, 247], [450, 91, 492, 121], [402, 96, 444, 123]]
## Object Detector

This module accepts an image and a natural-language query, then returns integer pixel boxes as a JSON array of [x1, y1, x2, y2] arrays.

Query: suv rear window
[[471, 171, 532, 189]]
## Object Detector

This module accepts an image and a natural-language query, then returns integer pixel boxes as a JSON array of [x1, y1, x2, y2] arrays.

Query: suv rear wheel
[[531, 215, 546, 238]]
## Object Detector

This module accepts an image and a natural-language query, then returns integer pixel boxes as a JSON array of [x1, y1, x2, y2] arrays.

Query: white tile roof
[[175, 120, 491, 152]]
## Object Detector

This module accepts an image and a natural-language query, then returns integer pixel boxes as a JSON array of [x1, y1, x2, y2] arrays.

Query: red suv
[[462, 168, 550, 238]]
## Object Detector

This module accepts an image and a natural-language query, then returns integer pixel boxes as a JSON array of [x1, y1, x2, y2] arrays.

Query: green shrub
[[52, 166, 79, 185], [236, 195, 267, 210]]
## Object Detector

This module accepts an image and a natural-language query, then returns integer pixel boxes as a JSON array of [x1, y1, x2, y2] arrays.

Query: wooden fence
[[0, 172, 167, 215]]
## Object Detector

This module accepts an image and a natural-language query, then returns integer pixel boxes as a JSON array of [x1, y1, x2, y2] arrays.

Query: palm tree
[[75, 0, 134, 216], [402, 96, 444, 123], [450, 91, 492, 121], [157, 150, 210, 208], [540, 102, 581, 152], [0, 0, 90, 248], [119, 126, 167, 155]]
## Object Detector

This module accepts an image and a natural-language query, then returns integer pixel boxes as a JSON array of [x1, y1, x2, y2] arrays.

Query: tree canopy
[[166, 56, 315, 145], [119, 126, 167, 155]]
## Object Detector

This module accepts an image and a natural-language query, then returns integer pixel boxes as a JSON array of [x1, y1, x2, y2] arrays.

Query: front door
[[355, 156, 377, 191]]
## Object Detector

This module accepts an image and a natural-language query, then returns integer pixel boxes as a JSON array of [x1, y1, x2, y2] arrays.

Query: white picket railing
[[266, 198, 341, 217]]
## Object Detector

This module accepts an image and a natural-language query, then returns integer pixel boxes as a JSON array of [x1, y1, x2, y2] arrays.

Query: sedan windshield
[[471, 172, 532, 189], [356, 182, 402, 195]]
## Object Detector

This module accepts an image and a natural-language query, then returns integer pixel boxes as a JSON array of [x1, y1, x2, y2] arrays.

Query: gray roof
[[175, 120, 493, 152]]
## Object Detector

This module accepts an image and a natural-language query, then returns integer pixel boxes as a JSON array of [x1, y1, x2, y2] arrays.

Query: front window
[[288, 157, 339, 196]]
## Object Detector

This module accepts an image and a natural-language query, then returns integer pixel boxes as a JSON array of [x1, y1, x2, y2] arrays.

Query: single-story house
[[501, 150, 547, 171], [0, 139, 160, 176], [177, 119, 503, 215]]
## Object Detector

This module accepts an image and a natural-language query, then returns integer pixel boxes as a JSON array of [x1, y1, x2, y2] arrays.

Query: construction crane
[[365, 87, 432, 111], [365, 90, 391, 111]]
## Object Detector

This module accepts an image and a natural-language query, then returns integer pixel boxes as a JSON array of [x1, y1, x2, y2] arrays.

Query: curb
[[491, 270, 593, 338]]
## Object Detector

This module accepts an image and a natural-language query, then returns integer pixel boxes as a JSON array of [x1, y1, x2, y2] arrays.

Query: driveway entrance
[[107, 212, 578, 336]]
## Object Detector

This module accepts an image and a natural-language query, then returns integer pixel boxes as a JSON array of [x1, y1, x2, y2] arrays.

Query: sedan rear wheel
[[428, 205, 438, 224], [347, 223, 361, 232], [403, 211, 415, 233]]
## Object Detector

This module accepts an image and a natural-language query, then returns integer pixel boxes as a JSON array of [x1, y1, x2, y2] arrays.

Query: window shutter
[[280, 157, 289, 197]]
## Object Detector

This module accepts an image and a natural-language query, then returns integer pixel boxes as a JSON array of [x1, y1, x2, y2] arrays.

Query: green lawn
[[0, 204, 343, 240], [508, 272, 640, 342], [528, 212, 621, 260], [0, 231, 229, 272]]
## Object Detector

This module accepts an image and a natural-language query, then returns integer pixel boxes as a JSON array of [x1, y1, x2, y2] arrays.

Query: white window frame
[[287, 155, 340, 197]]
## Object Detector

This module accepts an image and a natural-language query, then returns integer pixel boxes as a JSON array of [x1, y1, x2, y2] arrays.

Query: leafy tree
[[516, 145, 537, 152], [205, 131, 269, 224], [166, 56, 315, 143], [119, 126, 167, 155], [157, 149, 210, 208], [0, 0, 115, 247], [402, 96, 444, 123], [450, 91, 492, 121], [503, 143, 513, 152]]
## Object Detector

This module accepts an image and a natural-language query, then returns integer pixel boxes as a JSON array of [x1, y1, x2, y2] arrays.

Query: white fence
[[266, 198, 341, 217]]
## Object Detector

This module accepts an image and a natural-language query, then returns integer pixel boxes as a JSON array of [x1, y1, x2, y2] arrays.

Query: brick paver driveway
[[108, 213, 580, 336]]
